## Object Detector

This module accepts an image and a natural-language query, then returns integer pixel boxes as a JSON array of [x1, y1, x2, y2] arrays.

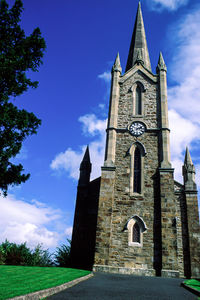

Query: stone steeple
[[125, 2, 151, 72]]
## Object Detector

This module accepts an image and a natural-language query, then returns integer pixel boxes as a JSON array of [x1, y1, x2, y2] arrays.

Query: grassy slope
[[184, 279, 200, 292], [0, 265, 90, 300]]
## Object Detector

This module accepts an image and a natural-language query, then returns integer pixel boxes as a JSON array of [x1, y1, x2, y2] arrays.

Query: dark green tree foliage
[[0, 240, 53, 266], [54, 239, 71, 267], [31, 244, 53, 267], [0, 0, 46, 195]]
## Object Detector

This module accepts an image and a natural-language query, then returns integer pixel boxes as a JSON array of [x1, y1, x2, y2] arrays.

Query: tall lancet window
[[135, 85, 142, 115], [134, 147, 141, 193], [132, 222, 140, 243]]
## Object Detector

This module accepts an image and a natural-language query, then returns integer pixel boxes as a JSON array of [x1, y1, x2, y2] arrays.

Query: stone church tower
[[70, 2, 200, 278]]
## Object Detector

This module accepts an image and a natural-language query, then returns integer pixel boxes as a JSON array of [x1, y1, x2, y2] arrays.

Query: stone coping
[[8, 273, 93, 300], [181, 282, 200, 297]]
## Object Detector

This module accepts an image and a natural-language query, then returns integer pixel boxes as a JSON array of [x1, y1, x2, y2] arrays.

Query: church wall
[[70, 177, 100, 270], [94, 168, 116, 267], [101, 71, 160, 274], [118, 71, 158, 129]]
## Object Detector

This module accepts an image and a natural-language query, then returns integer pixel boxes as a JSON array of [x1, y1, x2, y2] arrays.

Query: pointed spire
[[184, 146, 193, 166], [125, 2, 151, 72], [82, 145, 90, 163], [157, 52, 167, 73], [79, 146, 91, 186], [80, 145, 91, 171], [112, 52, 122, 73]]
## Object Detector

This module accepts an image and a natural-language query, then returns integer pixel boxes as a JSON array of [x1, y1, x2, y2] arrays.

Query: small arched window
[[135, 85, 142, 115], [134, 147, 141, 193], [126, 215, 147, 247], [132, 222, 140, 243]]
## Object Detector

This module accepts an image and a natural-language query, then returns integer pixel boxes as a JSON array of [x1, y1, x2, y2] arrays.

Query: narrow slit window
[[133, 222, 140, 243], [135, 86, 142, 115], [134, 147, 141, 193]]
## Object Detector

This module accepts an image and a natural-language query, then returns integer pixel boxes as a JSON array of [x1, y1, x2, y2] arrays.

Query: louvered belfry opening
[[135, 85, 142, 115]]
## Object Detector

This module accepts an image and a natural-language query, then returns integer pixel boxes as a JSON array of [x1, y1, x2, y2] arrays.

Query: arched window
[[135, 85, 142, 115], [129, 142, 146, 195], [132, 222, 140, 243], [134, 147, 141, 193], [125, 215, 147, 247]]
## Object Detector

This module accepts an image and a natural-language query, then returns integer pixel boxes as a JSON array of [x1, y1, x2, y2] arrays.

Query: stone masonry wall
[[106, 69, 160, 273], [93, 67, 183, 277]]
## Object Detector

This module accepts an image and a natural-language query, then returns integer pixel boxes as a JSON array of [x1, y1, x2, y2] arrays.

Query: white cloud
[[166, 6, 200, 211], [169, 109, 199, 158], [168, 7, 200, 125], [0, 194, 67, 249], [148, 0, 188, 11], [51, 114, 107, 180], [50, 147, 84, 180], [169, 109, 199, 183], [79, 114, 107, 136], [167, 6, 200, 188], [98, 71, 111, 83]]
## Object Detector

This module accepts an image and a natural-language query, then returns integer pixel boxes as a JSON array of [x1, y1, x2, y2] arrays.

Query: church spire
[[125, 2, 152, 73], [78, 145, 91, 186], [80, 145, 91, 167]]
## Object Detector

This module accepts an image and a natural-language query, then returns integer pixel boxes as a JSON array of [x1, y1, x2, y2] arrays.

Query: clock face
[[129, 122, 145, 137]]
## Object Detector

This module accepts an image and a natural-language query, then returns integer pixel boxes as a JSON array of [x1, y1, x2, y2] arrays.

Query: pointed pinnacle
[[112, 52, 122, 73], [184, 146, 193, 166], [80, 145, 91, 172], [125, 2, 151, 72], [157, 52, 167, 72], [82, 145, 90, 163]]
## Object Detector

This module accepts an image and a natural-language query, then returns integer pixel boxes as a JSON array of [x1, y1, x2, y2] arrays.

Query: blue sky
[[0, 0, 200, 253]]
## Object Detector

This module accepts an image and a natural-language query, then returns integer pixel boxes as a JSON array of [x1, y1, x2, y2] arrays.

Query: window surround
[[126, 215, 147, 247]]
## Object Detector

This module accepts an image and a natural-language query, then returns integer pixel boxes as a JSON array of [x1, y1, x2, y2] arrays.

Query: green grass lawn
[[0, 265, 91, 300], [184, 279, 200, 292]]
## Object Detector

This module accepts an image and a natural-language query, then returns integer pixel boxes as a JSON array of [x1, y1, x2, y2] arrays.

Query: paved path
[[47, 272, 197, 299]]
